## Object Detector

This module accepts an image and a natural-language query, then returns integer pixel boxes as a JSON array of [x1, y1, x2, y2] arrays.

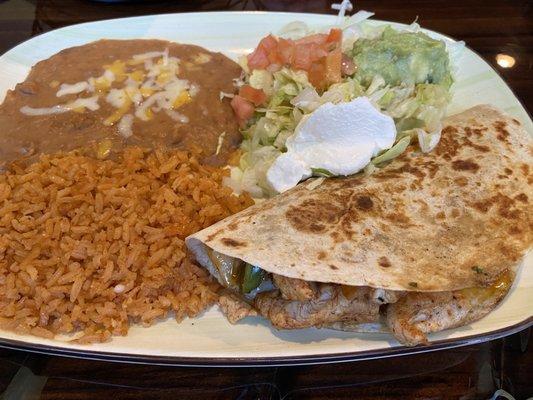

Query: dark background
[[0, 0, 531, 399]]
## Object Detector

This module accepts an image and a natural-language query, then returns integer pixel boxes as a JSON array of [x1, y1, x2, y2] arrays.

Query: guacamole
[[351, 26, 453, 89]]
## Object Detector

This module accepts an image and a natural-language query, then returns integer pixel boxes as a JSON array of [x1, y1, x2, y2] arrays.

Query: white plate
[[0, 12, 531, 366]]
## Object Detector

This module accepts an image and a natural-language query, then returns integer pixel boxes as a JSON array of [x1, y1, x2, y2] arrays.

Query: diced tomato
[[248, 35, 284, 70], [325, 48, 342, 85], [256, 35, 282, 66], [230, 95, 255, 126], [295, 33, 328, 46], [293, 44, 314, 71], [258, 34, 278, 52], [267, 48, 283, 65], [307, 61, 326, 89], [239, 85, 267, 106], [246, 30, 343, 87], [326, 28, 342, 44], [278, 38, 295, 65], [247, 47, 269, 70], [308, 43, 329, 62]]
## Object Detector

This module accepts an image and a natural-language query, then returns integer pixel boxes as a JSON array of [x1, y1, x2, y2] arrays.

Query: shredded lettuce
[[371, 135, 411, 165], [249, 70, 274, 96], [277, 20, 311, 40], [311, 168, 335, 177], [414, 124, 442, 153]]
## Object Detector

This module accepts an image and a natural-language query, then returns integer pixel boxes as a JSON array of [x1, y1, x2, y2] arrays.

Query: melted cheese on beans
[[20, 49, 198, 139]]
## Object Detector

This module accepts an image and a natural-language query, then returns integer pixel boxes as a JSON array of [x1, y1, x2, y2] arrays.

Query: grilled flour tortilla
[[186, 105, 532, 345]]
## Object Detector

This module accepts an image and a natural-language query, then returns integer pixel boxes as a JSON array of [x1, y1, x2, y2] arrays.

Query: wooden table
[[0, 0, 531, 398]]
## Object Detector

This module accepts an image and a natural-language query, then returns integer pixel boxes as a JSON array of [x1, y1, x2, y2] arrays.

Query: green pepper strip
[[241, 264, 264, 293]]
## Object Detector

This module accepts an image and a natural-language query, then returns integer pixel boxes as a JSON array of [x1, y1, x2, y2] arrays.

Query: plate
[[0, 12, 531, 366]]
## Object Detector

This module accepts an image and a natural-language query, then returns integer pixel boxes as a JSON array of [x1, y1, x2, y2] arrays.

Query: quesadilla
[[186, 105, 532, 346]]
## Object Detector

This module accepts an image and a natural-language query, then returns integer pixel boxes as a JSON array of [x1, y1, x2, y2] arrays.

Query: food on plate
[[351, 25, 453, 88], [226, 14, 461, 197], [0, 9, 529, 351], [0, 38, 256, 342], [0, 39, 242, 166], [187, 105, 532, 345], [0, 147, 253, 342]]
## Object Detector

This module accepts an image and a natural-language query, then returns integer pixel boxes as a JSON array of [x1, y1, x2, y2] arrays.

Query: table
[[0, 331, 531, 399], [0, 1, 531, 398]]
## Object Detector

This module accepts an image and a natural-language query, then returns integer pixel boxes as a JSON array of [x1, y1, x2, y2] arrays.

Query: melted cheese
[[56, 81, 91, 97], [132, 50, 168, 62], [459, 271, 512, 303], [103, 60, 127, 82], [106, 88, 128, 108], [104, 97, 132, 126], [89, 70, 115, 92], [128, 70, 145, 83], [96, 139, 113, 159], [215, 132, 226, 155], [173, 91, 191, 108], [125, 85, 142, 104], [193, 53, 212, 64], [21, 49, 197, 138], [20, 96, 100, 116], [165, 110, 189, 123], [340, 285, 359, 300], [340, 271, 512, 304], [117, 114, 134, 138], [140, 87, 155, 98], [67, 96, 100, 112], [20, 105, 68, 116]]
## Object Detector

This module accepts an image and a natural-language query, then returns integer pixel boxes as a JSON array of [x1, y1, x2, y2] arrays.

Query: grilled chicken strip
[[386, 272, 512, 346], [372, 288, 403, 304], [218, 292, 257, 324], [254, 284, 381, 329], [272, 274, 318, 301]]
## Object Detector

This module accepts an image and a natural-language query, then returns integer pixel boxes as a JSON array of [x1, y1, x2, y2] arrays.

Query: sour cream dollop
[[266, 97, 396, 193]]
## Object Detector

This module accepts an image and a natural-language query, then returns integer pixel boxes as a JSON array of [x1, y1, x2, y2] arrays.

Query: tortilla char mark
[[472, 193, 522, 220], [515, 193, 528, 203], [285, 174, 422, 243], [378, 256, 391, 268], [286, 198, 344, 234], [494, 120, 511, 143], [356, 195, 374, 210], [437, 124, 494, 164], [286, 180, 385, 238], [452, 159, 480, 172], [435, 126, 460, 160], [220, 237, 247, 248]]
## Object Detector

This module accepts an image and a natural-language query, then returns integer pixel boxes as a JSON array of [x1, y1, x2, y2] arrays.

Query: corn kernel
[[103, 98, 132, 126]]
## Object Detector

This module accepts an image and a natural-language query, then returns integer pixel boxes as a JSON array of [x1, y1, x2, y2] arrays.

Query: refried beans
[[0, 39, 243, 165]]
